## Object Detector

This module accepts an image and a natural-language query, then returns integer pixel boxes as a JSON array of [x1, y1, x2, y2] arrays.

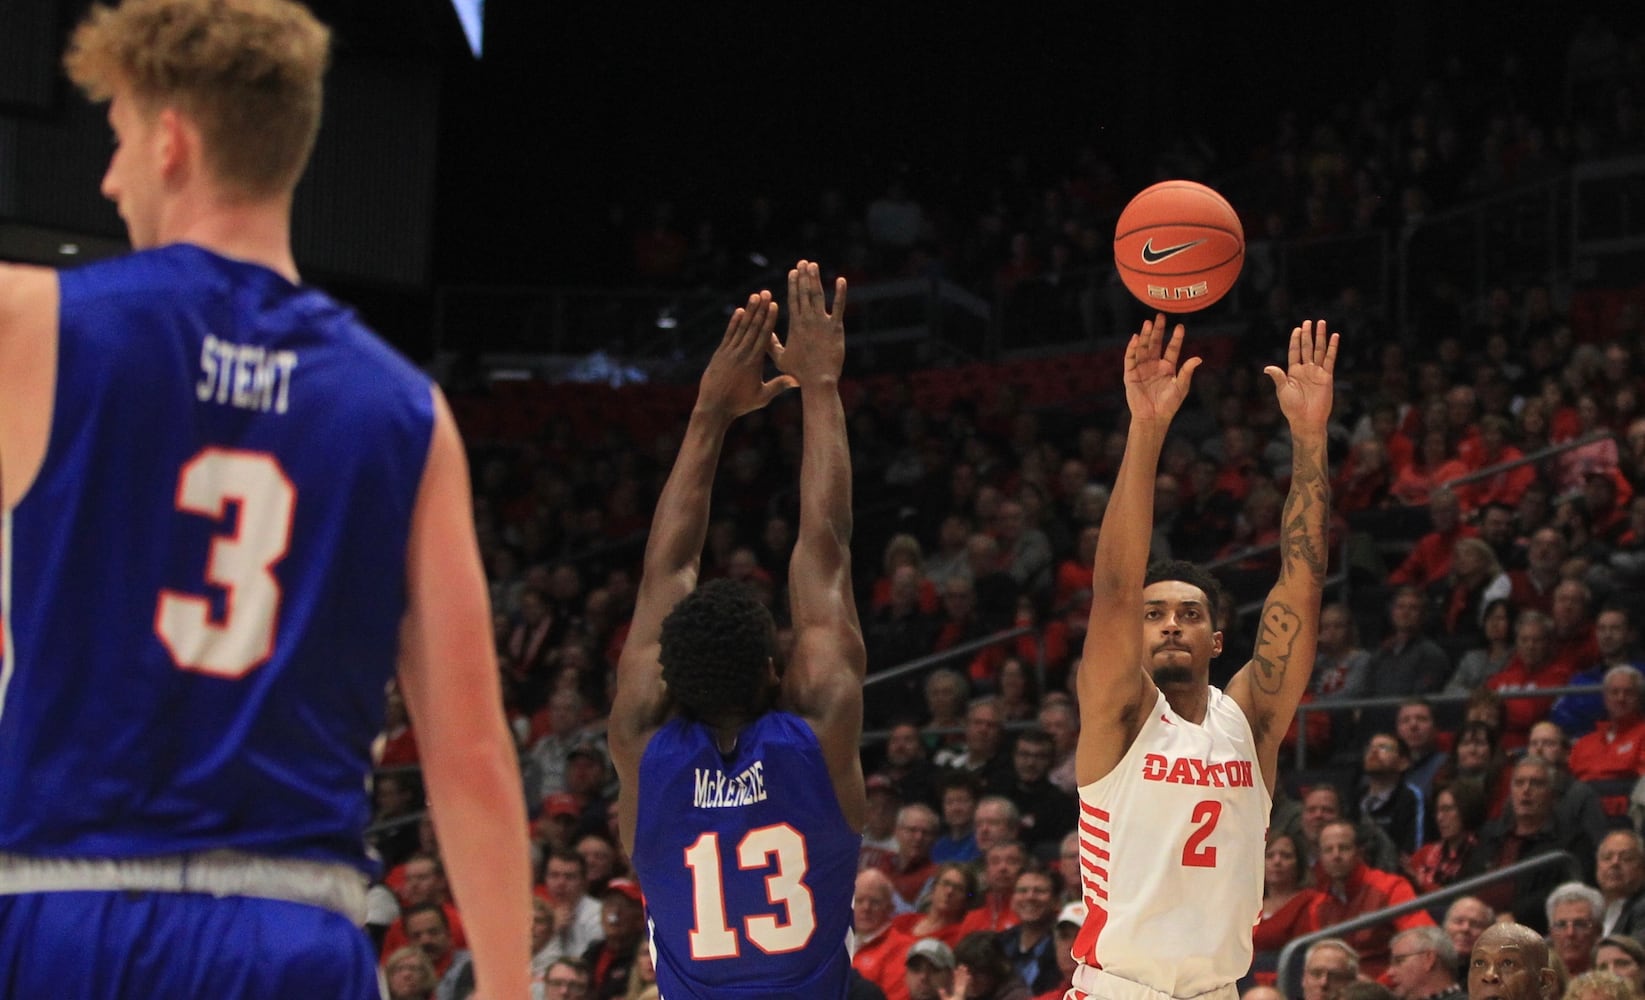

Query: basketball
[[1113, 180, 1245, 312]]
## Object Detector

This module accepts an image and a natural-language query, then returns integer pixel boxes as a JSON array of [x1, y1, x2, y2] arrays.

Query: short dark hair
[[1014, 728, 1055, 751], [953, 930, 1013, 979], [545, 847, 587, 876], [402, 901, 448, 930], [659, 579, 777, 724], [1143, 560, 1225, 621]]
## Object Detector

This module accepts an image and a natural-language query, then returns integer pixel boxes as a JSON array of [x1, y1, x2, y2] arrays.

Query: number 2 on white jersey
[[1181, 799, 1222, 868], [684, 822, 816, 959], [155, 448, 295, 678]]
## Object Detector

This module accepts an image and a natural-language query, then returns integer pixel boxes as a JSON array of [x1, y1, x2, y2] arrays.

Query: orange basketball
[[1113, 180, 1244, 312]]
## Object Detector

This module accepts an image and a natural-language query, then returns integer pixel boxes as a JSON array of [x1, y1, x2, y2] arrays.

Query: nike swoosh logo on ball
[[1140, 238, 1207, 264]]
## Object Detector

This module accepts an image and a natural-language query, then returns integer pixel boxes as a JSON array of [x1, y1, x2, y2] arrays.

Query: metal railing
[[1437, 430, 1616, 492], [1275, 851, 1579, 998], [1293, 684, 1603, 770]]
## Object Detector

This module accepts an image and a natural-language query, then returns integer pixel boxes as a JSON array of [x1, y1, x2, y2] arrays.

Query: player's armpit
[[0, 265, 60, 509], [397, 388, 531, 1000]]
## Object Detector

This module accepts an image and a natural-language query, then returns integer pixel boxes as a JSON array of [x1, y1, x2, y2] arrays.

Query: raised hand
[[1263, 319, 1339, 436], [1123, 313, 1201, 425], [696, 291, 797, 419], [771, 259, 847, 386]]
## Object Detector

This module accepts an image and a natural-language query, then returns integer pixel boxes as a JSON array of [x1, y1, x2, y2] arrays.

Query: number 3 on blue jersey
[[155, 448, 295, 678], [683, 822, 817, 959]]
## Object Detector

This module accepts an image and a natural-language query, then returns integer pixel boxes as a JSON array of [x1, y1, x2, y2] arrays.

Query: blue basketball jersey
[[0, 244, 433, 873], [632, 712, 859, 1000]]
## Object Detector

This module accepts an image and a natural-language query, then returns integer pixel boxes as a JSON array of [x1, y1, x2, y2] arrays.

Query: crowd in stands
[[367, 15, 1645, 1000]]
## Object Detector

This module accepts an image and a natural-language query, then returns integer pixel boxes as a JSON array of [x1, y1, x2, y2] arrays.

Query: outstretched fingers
[[1321, 331, 1340, 374], [829, 275, 848, 318]]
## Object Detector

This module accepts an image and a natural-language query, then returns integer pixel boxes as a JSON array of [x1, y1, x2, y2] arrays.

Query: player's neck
[[161, 192, 300, 284], [1161, 686, 1209, 724]]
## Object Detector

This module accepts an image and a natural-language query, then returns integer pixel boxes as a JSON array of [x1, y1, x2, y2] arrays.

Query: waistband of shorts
[[0, 849, 368, 923], [1070, 968, 1239, 1000]]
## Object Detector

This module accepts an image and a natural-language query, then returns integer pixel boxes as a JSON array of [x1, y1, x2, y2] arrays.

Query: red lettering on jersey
[[1139, 754, 1256, 786], [1141, 753, 1167, 781]]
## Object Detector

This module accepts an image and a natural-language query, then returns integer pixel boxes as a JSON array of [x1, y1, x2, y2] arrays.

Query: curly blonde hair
[[63, 0, 329, 195], [1563, 971, 1635, 1000]]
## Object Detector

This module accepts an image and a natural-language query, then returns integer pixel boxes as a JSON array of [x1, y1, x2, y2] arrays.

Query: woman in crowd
[[924, 668, 971, 752], [1447, 600, 1519, 693], [1592, 935, 1645, 995], [1253, 831, 1323, 955], [1433, 538, 1510, 663], [624, 946, 658, 1000], [894, 861, 977, 947], [872, 533, 940, 614], [529, 895, 566, 980], [1390, 428, 1468, 507], [1561, 971, 1634, 1000], [385, 946, 438, 1000], [1443, 720, 1512, 818], [995, 656, 1040, 724], [1405, 780, 1486, 894]]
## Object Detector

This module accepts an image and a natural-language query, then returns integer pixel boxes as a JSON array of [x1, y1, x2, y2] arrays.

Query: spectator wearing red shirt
[[854, 869, 915, 1000], [893, 862, 976, 947], [1459, 414, 1536, 514], [1255, 831, 1325, 955], [1568, 666, 1645, 783], [1388, 488, 1477, 588], [878, 804, 941, 912], [1051, 525, 1099, 615], [1312, 821, 1436, 979], [581, 879, 645, 999], [380, 853, 468, 962], [958, 841, 1027, 936], [1487, 611, 1578, 750], [1550, 579, 1602, 670], [871, 534, 940, 616], [1505, 528, 1566, 617], [1389, 430, 1469, 508], [1333, 437, 1395, 515]]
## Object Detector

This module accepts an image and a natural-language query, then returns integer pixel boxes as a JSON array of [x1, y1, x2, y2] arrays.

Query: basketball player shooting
[[609, 261, 867, 1000], [1068, 316, 1336, 1000]]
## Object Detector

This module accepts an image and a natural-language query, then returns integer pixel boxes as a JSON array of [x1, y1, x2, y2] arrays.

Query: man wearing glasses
[[1302, 939, 1359, 1000], [538, 957, 593, 1000], [1545, 882, 1605, 977], [1386, 926, 1465, 1000]]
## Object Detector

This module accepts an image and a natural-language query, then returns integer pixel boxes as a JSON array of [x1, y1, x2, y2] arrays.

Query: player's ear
[[1538, 966, 1557, 1000], [1211, 629, 1224, 658]]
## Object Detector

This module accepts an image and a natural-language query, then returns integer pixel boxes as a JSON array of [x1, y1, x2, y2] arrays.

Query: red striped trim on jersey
[[1072, 799, 1111, 969]]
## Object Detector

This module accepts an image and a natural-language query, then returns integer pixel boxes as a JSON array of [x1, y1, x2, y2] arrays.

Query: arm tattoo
[[1252, 601, 1304, 695], [1279, 450, 1329, 584]]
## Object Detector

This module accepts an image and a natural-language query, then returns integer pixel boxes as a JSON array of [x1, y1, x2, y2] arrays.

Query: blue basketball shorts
[[0, 890, 380, 999]]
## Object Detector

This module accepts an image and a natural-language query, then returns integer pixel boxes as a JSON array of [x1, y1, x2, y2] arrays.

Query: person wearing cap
[[581, 878, 645, 999], [535, 793, 587, 853], [860, 774, 904, 872], [1029, 902, 1086, 1000], [904, 938, 956, 1000], [608, 268, 865, 999]]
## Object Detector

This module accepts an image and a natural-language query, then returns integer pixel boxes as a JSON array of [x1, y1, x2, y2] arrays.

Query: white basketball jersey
[[1070, 686, 1270, 999]]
